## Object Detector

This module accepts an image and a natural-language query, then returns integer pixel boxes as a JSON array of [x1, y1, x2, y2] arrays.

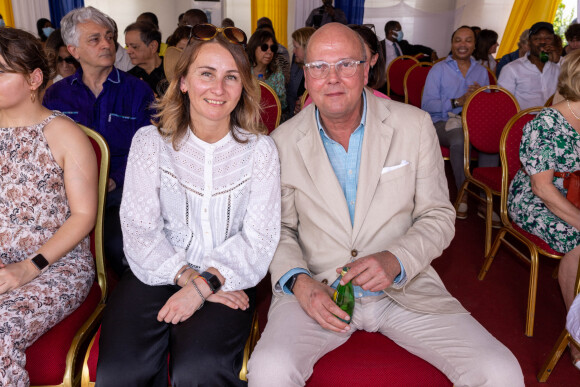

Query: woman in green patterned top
[[508, 49, 580, 367]]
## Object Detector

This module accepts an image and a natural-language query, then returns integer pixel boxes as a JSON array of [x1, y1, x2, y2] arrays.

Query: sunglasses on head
[[260, 43, 278, 53], [188, 23, 247, 47], [57, 56, 77, 65]]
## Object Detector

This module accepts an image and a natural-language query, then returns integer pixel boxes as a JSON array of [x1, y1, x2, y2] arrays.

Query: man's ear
[[68, 45, 79, 60], [149, 40, 160, 54]]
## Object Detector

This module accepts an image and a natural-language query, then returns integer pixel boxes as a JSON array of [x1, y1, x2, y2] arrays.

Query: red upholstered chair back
[[26, 125, 110, 386], [259, 80, 281, 134], [386, 55, 418, 97], [486, 66, 497, 85], [403, 62, 433, 107], [462, 85, 519, 154], [502, 108, 541, 183]]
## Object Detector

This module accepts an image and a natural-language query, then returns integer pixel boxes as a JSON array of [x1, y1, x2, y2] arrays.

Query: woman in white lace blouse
[[97, 24, 281, 385]]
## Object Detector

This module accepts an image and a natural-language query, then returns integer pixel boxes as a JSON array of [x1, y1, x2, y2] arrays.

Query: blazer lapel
[[296, 119, 352, 232], [352, 89, 394, 242]]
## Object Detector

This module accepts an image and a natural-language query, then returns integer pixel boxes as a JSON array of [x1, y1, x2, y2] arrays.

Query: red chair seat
[[511, 222, 563, 256], [306, 330, 451, 386], [472, 166, 502, 192], [26, 282, 102, 384]]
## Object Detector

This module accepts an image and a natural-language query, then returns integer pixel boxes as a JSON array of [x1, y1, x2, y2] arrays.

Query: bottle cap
[[340, 267, 348, 276]]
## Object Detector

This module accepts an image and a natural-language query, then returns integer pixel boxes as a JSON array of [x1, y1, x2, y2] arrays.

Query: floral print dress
[[0, 112, 95, 386], [508, 108, 580, 253]]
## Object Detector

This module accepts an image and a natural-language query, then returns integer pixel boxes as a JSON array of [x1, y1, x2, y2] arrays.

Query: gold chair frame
[[477, 107, 562, 337], [454, 85, 519, 257], [385, 55, 418, 97], [402, 62, 433, 106], [31, 125, 110, 387], [258, 80, 281, 130]]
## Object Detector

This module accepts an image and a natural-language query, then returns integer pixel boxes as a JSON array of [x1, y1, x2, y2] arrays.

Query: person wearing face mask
[[305, 0, 347, 29], [498, 22, 560, 110], [37, 18, 54, 43], [0, 14, 5, 28], [380, 20, 437, 70]]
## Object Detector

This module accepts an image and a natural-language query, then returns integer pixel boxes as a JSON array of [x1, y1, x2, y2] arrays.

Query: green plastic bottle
[[333, 267, 355, 324], [539, 51, 549, 63]]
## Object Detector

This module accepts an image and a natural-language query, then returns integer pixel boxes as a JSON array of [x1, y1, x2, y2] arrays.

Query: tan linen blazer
[[269, 88, 466, 315]]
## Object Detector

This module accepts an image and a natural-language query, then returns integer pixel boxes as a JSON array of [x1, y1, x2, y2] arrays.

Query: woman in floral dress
[[508, 49, 580, 367], [0, 28, 97, 385]]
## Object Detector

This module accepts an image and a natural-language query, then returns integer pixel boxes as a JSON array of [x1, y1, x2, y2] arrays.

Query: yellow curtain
[[0, 0, 14, 27], [497, 0, 561, 57], [251, 0, 288, 47]]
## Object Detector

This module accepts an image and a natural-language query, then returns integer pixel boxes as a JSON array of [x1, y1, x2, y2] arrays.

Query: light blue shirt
[[421, 56, 489, 123], [278, 93, 405, 296]]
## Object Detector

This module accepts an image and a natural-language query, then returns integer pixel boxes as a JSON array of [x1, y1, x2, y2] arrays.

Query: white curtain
[[363, 1, 460, 57], [294, 0, 320, 30], [12, 0, 51, 37]]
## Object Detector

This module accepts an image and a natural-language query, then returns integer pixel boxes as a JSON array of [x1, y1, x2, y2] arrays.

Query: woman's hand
[[0, 260, 39, 295], [157, 284, 204, 324], [207, 289, 249, 310]]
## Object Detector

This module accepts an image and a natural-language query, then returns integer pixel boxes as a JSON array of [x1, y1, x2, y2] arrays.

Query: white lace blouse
[[120, 125, 281, 291]]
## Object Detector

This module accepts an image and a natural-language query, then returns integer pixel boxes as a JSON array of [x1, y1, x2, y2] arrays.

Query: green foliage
[[554, 1, 575, 45]]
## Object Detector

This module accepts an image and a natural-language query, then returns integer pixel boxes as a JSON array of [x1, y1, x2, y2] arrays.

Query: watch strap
[[287, 273, 301, 294], [31, 253, 49, 272], [199, 271, 221, 293]]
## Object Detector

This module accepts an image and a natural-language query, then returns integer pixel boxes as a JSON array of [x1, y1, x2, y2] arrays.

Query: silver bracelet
[[174, 266, 189, 285], [190, 278, 206, 311]]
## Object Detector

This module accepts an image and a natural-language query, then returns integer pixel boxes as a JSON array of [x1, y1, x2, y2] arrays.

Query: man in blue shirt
[[248, 22, 523, 387], [43, 6, 155, 276], [422, 26, 489, 219]]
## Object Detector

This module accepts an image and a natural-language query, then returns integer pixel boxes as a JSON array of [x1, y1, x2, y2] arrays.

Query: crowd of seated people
[[2, 3, 580, 384]]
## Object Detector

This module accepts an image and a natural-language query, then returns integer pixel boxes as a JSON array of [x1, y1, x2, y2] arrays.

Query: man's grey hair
[[61, 6, 115, 47], [304, 27, 367, 64]]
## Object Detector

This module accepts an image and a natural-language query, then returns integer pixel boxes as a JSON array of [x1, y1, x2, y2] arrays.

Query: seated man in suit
[[247, 22, 523, 387]]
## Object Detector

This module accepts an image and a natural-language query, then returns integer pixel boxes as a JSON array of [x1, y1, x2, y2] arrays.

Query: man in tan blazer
[[247, 23, 523, 386]]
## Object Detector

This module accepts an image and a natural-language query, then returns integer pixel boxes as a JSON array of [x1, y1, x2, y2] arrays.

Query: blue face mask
[[43, 26, 55, 38], [394, 30, 404, 42], [0, 19, 5, 28]]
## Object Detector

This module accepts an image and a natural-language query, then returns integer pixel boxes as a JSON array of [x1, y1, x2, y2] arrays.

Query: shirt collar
[[70, 66, 120, 86], [316, 91, 367, 141]]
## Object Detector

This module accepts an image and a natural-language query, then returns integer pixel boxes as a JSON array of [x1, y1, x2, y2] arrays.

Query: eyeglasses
[[188, 23, 247, 47], [304, 59, 366, 79], [260, 43, 278, 53], [57, 56, 77, 65]]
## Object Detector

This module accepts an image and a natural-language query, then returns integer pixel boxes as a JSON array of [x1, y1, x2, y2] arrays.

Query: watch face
[[201, 272, 221, 293], [31, 254, 49, 271]]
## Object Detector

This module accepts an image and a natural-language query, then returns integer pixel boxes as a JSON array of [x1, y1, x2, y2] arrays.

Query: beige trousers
[[247, 294, 523, 387]]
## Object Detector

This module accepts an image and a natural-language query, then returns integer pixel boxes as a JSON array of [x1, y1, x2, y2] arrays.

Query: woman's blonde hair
[[558, 49, 580, 102], [154, 34, 265, 149], [291, 27, 315, 48]]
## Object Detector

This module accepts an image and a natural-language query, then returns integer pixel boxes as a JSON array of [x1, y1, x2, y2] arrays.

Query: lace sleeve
[[205, 135, 281, 291], [120, 126, 188, 285]]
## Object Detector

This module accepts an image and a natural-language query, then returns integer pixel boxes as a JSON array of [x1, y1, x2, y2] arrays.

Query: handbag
[[557, 171, 580, 209]]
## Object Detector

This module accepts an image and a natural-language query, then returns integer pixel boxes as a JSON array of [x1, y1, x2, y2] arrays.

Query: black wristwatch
[[200, 271, 222, 293], [451, 98, 459, 109], [30, 253, 49, 273]]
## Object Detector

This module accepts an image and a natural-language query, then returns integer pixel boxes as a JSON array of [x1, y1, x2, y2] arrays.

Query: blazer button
[[321, 279, 328, 285], [351, 249, 358, 257]]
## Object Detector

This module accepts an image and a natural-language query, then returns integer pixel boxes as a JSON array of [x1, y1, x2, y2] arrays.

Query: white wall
[[85, 0, 191, 44]]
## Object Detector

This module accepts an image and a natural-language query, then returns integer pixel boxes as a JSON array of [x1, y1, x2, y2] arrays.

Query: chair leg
[[525, 249, 540, 337], [484, 196, 494, 257], [454, 180, 469, 210], [478, 228, 506, 280], [537, 329, 570, 382], [239, 309, 260, 381]]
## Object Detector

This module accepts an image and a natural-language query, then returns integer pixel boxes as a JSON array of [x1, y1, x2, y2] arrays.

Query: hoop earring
[[30, 91, 36, 104]]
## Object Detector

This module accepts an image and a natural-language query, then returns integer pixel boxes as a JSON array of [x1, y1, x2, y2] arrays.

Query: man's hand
[[293, 274, 351, 332], [338, 251, 401, 292], [458, 82, 481, 106], [157, 284, 203, 324], [207, 289, 249, 310], [0, 260, 39, 295]]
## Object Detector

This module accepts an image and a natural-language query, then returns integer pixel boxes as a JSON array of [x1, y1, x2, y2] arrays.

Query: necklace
[[567, 99, 580, 120]]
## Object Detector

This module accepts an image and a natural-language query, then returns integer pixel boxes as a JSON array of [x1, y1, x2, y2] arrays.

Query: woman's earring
[[30, 91, 36, 103]]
